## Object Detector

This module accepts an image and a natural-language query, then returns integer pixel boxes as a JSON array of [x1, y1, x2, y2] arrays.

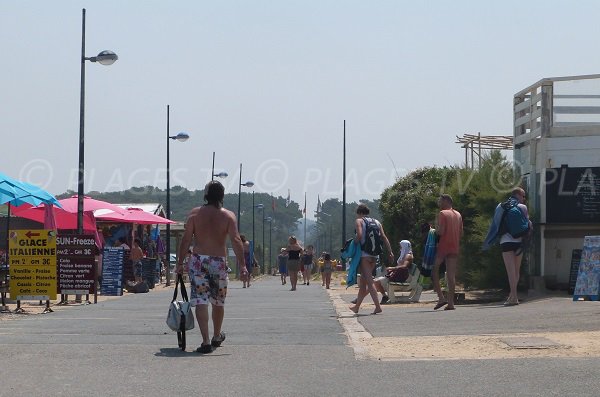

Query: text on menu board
[[8, 230, 57, 301], [57, 234, 97, 295]]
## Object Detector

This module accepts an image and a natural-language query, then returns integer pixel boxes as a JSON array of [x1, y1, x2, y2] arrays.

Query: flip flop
[[434, 301, 448, 310]]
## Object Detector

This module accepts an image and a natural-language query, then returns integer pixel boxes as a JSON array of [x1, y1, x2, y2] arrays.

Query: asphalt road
[[1, 277, 600, 397]]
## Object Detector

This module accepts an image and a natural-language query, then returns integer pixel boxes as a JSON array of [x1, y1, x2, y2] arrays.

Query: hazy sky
[[2, 0, 600, 217]]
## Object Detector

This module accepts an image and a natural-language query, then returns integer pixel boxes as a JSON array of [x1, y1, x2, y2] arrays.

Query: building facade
[[514, 74, 600, 288]]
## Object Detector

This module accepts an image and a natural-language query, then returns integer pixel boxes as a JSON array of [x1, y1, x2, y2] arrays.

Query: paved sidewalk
[[1, 276, 600, 396], [332, 283, 600, 360]]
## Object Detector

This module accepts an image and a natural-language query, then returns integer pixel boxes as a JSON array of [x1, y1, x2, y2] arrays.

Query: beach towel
[[421, 229, 437, 277]]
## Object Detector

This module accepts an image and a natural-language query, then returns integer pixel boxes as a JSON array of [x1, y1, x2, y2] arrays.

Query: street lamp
[[165, 105, 189, 286], [77, 8, 118, 233], [237, 163, 254, 232], [268, 217, 273, 275], [252, 196, 263, 243], [263, 216, 272, 274], [211, 152, 228, 181], [252, 195, 263, 264]]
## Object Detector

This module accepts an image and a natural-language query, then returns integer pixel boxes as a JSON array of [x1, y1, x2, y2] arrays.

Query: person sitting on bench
[[374, 240, 413, 304]]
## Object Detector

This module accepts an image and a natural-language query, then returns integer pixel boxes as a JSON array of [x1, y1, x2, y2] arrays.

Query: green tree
[[379, 151, 519, 289], [380, 166, 456, 261]]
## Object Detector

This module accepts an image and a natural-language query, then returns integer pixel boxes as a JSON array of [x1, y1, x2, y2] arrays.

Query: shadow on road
[[154, 348, 232, 358], [155, 348, 190, 357]]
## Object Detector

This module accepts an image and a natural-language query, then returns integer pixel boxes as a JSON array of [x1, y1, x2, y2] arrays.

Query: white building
[[514, 74, 600, 288]]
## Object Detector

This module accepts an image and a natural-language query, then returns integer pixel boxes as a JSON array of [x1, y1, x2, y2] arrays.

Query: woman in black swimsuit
[[285, 236, 303, 291]]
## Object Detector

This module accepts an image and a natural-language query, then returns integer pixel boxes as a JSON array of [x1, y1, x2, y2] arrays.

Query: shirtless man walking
[[176, 180, 247, 354], [432, 194, 463, 311]]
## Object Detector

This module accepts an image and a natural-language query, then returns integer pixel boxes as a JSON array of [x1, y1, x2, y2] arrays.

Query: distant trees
[[309, 198, 381, 257], [66, 187, 302, 267], [58, 150, 519, 287]]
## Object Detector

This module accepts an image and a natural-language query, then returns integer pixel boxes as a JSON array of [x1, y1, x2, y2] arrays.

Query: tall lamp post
[[342, 120, 347, 269], [237, 163, 255, 231], [263, 216, 272, 274], [237, 163, 254, 278], [211, 152, 228, 181], [252, 196, 263, 267], [165, 105, 189, 286], [268, 217, 273, 275], [77, 8, 118, 233]]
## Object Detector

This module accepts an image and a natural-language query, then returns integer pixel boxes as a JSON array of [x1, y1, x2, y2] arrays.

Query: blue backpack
[[361, 217, 384, 256], [500, 198, 529, 238]]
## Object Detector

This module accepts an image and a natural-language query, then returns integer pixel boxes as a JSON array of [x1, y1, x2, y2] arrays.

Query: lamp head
[[256, 204, 264, 209], [215, 172, 228, 179], [242, 181, 254, 188], [172, 132, 190, 142], [95, 50, 118, 65]]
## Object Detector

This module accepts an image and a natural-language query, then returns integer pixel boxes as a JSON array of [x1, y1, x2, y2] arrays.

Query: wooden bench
[[387, 263, 423, 303]]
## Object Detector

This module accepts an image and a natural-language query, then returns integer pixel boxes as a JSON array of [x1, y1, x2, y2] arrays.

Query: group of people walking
[[276, 239, 336, 290], [173, 179, 532, 354], [347, 186, 531, 314]]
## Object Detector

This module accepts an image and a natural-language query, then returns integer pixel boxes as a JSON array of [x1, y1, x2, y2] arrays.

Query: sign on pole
[[8, 230, 57, 301]]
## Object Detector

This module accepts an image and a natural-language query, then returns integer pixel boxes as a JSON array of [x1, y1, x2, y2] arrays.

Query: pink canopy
[[58, 195, 127, 214], [95, 207, 175, 225], [12, 203, 97, 230], [12, 195, 125, 231]]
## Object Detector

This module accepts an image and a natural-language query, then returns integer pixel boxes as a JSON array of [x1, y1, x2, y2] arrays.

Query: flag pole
[[303, 192, 307, 246]]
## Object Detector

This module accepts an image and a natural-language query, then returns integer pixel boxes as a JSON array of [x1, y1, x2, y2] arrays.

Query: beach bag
[[166, 274, 195, 351], [500, 198, 529, 238], [361, 217, 383, 256]]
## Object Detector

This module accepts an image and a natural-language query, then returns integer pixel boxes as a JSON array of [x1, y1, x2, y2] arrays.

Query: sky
[[3, 0, 600, 218]]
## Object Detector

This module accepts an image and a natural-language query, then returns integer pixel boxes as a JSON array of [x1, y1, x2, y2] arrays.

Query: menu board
[[57, 234, 96, 295], [546, 167, 600, 223], [8, 230, 57, 301], [141, 258, 158, 289], [573, 236, 600, 300], [101, 247, 124, 296]]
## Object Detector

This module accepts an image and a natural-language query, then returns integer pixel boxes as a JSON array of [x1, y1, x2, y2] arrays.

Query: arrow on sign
[[25, 231, 41, 238]]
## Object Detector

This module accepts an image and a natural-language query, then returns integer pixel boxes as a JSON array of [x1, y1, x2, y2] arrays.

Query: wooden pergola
[[456, 133, 513, 169]]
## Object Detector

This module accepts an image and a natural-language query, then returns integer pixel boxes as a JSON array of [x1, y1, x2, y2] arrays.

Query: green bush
[[380, 151, 518, 289]]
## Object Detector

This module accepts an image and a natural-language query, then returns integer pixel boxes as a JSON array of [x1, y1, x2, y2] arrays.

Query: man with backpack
[[349, 204, 394, 315], [483, 187, 532, 306]]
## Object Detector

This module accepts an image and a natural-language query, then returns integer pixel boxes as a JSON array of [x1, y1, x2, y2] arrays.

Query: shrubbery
[[379, 151, 518, 289]]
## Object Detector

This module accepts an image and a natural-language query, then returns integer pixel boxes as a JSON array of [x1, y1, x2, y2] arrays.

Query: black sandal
[[211, 332, 226, 348], [196, 344, 213, 354]]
